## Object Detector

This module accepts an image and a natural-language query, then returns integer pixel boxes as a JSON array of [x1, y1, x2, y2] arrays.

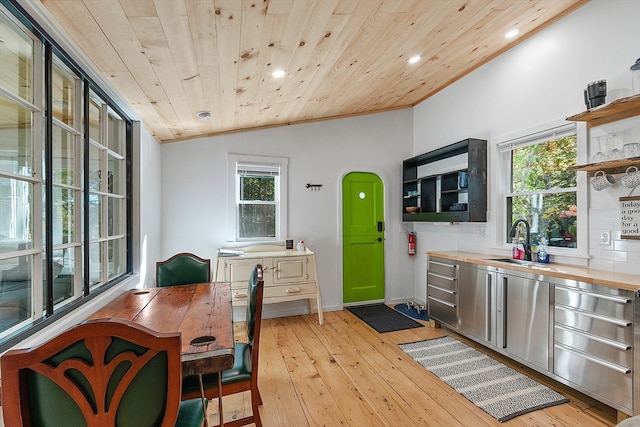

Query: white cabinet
[[215, 247, 323, 325]]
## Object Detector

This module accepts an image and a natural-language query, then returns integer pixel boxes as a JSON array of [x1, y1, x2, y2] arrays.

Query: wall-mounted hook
[[306, 183, 322, 191]]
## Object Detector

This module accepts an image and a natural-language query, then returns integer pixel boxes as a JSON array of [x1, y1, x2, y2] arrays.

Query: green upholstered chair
[[0, 318, 206, 427], [182, 264, 265, 427], [156, 253, 211, 287]]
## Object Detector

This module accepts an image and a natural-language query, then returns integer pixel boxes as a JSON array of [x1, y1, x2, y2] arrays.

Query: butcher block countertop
[[428, 251, 640, 292]]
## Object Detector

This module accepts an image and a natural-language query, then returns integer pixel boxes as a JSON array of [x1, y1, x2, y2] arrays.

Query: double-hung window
[[228, 154, 288, 242], [499, 123, 578, 250]]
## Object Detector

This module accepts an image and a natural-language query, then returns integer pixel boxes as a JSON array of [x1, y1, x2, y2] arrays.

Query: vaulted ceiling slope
[[39, 0, 588, 143]]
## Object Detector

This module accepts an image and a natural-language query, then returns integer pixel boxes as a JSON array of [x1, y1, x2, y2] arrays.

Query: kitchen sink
[[486, 258, 553, 270], [487, 258, 539, 266]]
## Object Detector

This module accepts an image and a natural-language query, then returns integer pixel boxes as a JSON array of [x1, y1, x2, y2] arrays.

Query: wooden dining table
[[89, 281, 234, 426]]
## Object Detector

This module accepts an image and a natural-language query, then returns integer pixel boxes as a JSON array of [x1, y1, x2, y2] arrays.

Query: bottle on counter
[[296, 240, 305, 252], [512, 237, 519, 260], [537, 238, 550, 263]]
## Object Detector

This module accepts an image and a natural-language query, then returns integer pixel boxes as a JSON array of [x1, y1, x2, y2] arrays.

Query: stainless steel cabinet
[[428, 255, 640, 417], [457, 263, 549, 370], [497, 272, 550, 371], [458, 263, 496, 347], [553, 281, 634, 412], [427, 257, 458, 329]]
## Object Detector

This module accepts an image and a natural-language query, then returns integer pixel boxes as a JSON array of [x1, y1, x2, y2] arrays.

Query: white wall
[[138, 125, 163, 287], [160, 110, 415, 316], [412, 0, 640, 299]]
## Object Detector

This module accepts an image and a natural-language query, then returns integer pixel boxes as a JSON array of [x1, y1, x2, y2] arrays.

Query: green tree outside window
[[509, 135, 578, 248]]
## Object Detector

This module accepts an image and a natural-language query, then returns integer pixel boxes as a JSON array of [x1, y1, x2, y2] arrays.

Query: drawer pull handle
[[427, 284, 456, 295], [233, 292, 248, 299], [429, 261, 457, 268], [428, 296, 456, 308], [286, 287, 301, 293], [428, 272, 456, 281], [554, 343, 631, 375]]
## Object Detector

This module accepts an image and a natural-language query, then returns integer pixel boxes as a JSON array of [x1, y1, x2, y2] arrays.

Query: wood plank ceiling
[[39, 0, 589, 143]]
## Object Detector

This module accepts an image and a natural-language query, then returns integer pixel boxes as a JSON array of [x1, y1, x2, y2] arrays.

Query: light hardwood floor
[[206, 309, 618, 426]]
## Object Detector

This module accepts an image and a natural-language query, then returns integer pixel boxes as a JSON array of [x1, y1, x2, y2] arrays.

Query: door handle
[[500, 276, 507, 349], [377, 237, 383, 242], [485, 273, 492, 342], [377, 221, 383, 232]]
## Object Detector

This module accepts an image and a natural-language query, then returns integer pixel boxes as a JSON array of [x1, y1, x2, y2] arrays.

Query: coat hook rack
[[306, 183, 322, 191]]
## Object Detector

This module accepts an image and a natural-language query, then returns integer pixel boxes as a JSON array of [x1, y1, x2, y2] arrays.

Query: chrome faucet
[[510, 219, 532, 261]]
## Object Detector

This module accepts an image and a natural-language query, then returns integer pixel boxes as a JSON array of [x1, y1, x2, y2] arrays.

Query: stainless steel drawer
[[427, 295, 458, 329], [554, 324, 632, 367], [427, 272, 457, 291], [428, 258, 457, 278], [554, 343, 632, 410], [555, 285, 632, 322], [554, 305, 633, 345], [427, 284, 456, 305]]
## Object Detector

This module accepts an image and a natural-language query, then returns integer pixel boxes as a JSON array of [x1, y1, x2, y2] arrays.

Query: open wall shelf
[[402, 138, 487, 222]]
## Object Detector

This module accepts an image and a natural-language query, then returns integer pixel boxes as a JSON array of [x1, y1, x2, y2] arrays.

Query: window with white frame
[[0, 3, 132, 350], [228, 154, 288, 242], [499, 124, 578, 249]]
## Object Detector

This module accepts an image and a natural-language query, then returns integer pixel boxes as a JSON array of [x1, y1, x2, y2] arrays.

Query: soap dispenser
[[537, 238, 550, 263]]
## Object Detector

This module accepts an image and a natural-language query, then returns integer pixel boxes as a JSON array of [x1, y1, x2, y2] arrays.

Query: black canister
[[586, 80, 607, 108]]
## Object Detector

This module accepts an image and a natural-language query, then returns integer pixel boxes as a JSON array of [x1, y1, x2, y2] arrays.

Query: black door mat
[[347, 303, 424, 333]]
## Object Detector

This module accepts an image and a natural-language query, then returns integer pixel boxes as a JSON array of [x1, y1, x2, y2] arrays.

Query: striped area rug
[[398, 336, 569, 422]]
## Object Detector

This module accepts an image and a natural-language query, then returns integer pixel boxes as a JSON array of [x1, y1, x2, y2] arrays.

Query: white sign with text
[[620, 196, 640, 240]]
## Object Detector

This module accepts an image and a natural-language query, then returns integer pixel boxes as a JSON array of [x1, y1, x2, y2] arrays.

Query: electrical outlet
[[600, 231, 611, 245]]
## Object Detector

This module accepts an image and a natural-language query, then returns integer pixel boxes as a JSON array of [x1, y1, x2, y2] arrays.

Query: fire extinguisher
[[408, 232, 416, 256]]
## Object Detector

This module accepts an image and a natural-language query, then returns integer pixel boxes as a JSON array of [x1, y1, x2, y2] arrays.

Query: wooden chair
[[182, 264, 265, 427], [1, 318, 206, 427], [156, 253, 211, 287]]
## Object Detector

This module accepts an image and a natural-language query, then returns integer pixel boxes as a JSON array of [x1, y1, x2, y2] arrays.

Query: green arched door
[[342, 172, 385, 304]]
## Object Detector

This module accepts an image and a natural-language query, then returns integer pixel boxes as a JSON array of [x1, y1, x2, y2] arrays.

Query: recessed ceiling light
[[272, 69, 286, 78], [197, 111, 212, 121], [505, 29, 519, 39], [408, 55, 421, 64]]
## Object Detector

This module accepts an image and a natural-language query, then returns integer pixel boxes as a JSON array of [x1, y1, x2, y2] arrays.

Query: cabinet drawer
[[428, 295, 458, 329], [427, 272, 457, 291], [427, 284, 456, 305], [266, 282, 316, 298], [232, 282, 317, 302], [555, 285, 632, 321], [554, 324, 632, 368], [554, 305, 633, 345], [428, 259, 457, 277], [554, 343, 632, 410]]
